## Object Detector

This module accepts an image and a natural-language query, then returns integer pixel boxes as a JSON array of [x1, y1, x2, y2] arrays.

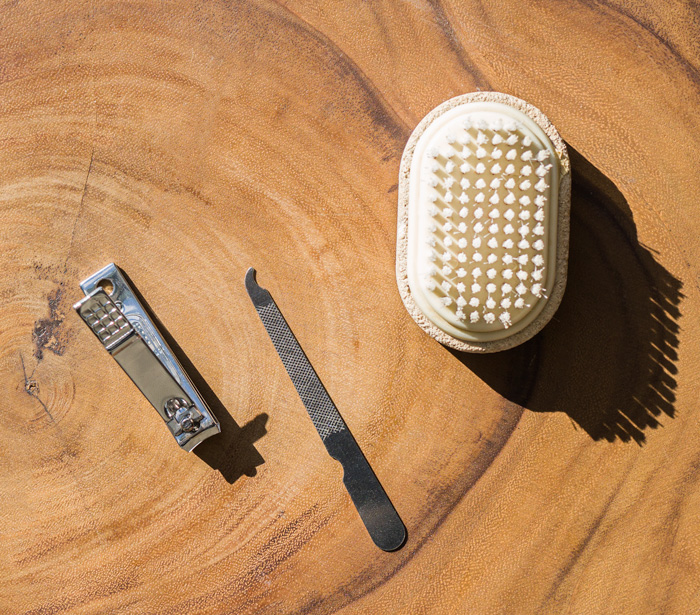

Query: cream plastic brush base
[[396, 92, 571, 353]]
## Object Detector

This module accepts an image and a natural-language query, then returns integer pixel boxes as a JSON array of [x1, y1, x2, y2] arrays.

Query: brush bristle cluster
[[421, 115, 552, 330]]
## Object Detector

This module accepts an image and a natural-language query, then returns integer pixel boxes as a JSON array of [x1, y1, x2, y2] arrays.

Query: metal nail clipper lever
[[245, 268, 406, 551], [73, 264, 220, 451]]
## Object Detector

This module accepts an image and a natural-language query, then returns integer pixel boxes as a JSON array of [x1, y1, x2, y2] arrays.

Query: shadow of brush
[[451, 146, 683, 443], [119, 270, 267, 483]]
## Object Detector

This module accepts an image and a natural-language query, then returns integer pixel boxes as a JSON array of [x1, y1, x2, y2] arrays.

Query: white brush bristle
[[420, 112, 553, 332]]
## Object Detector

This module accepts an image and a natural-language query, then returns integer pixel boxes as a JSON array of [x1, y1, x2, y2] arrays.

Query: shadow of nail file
[[245, 267, 407, 552]]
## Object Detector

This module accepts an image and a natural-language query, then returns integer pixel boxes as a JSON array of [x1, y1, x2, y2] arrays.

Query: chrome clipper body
[[73, 264, 220, 451]]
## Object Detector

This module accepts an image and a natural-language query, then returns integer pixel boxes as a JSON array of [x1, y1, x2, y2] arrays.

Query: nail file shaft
[[245, 268, 406, 551]]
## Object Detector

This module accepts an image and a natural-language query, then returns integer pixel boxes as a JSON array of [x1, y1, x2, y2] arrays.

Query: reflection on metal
[[74, 264, 220, 451]]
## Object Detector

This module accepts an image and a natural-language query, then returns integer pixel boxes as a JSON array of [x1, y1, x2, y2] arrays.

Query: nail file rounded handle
[[245, 268, 406, 551]]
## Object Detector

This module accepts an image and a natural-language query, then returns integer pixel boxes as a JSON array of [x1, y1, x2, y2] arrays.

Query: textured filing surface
[[398, 92, 570, 352], [256, 303, 345, 440]]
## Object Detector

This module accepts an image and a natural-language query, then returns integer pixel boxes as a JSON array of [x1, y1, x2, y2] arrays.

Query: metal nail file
[[245, 268, 406, 551], [73, 264, 220, 451]]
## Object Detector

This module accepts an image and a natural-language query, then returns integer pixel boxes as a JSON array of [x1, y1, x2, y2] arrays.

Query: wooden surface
[[1, 1, 699, 613]]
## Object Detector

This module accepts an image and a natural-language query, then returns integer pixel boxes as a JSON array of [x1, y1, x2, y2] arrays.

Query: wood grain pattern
[[0, 1, 698, 613]]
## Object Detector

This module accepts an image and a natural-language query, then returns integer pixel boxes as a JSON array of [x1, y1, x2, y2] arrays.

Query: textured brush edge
[[396, 92, 571, 353]]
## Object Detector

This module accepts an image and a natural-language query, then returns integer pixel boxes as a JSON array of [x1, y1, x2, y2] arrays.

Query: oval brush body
[[396, 93, 571, 352]]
